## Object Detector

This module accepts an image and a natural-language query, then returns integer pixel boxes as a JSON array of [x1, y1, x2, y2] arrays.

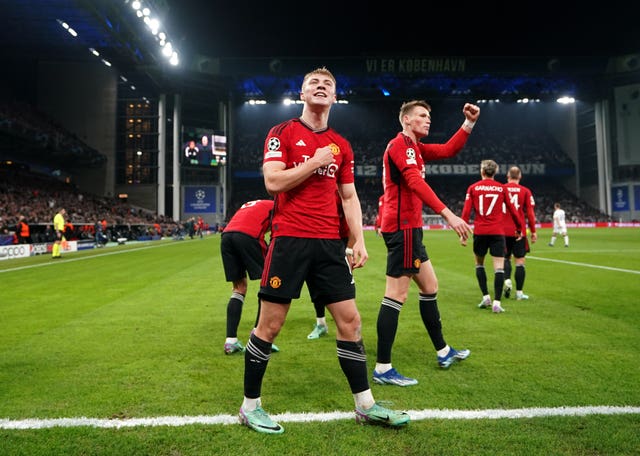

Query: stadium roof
[[1, 1, 638, 103]]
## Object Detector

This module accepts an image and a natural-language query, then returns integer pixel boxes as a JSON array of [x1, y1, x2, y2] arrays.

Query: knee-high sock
[[243, 332, 273, 399], [494, 269, 505, 301], [419, 293, 446, 351], [504, 258, 512, 282], [376, 297, 402, 364], [515, 264, 525, 290], [226, 292, 244, 338], [475, 265, 488, 295], [337, 339, 369, 394]]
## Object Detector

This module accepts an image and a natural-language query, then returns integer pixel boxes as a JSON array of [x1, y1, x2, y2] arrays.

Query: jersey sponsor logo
[[267, 137, 280, 151], [295, 139, 306, 146], [314, 163, 339, 178], [269, 276, 282, 289], [405, 148, 417, 165]]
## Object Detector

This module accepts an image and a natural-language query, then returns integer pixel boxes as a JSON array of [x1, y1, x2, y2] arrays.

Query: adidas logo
[[295, 139, 306, 146]]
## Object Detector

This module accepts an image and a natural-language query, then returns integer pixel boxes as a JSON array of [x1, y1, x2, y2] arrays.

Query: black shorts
[[220, 232, 265, 282], [55, 230, 64, 241], [383, 228, 429, 277], [259, 237, 355, 306], [504, 236, 529, 259], [308, 237, 350, 303], [473, 234, 505, 258]]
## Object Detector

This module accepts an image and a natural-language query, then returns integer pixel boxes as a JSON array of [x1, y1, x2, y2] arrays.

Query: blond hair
[[301, 67, 336, 90], [481, 159, 499, 178]]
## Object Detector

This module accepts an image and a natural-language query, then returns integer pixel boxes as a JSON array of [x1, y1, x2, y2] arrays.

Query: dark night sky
[[166, 1, 639, 60]]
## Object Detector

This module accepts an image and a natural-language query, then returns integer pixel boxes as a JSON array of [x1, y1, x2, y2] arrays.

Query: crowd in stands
[[1, 99, 613, 247], [0, 166, 183, 244], [226, 174, 611, 228], [0, 101, 106, 167], [228, 101, 608, 225], [0, 162, 611, 248]]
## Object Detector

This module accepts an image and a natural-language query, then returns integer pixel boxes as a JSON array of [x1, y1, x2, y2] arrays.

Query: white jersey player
[[549, 202, 569, 247]]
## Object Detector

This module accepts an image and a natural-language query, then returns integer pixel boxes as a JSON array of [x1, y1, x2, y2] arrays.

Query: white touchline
[[1, 406, 639, 429], [0, 240, 184, 274], [528, 256, 640, 274]]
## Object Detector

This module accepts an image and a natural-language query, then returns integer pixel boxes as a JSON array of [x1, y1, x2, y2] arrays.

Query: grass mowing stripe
[[2, 406, 639, 429]]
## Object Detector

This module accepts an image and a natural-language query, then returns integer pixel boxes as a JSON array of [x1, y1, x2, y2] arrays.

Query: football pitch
[[1, 228, 639, 455]]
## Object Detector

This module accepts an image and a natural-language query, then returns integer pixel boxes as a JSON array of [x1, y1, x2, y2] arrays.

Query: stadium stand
[[228, 100, 611, 226]]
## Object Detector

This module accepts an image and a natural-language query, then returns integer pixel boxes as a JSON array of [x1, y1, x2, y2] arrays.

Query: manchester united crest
[[269, 276, 282, 288]]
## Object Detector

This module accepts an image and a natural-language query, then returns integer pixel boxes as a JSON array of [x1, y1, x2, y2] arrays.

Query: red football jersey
[[263, 118, 354, 238], [462, 178, 523, 235], [381, 129, 469, 232], [503, 182, 537, 236], [223, 199, 274, 252]]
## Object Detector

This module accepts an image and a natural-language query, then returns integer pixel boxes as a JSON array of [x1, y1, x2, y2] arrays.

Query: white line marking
[[528, 256, 640, 274], [1, 406, 639, 429]]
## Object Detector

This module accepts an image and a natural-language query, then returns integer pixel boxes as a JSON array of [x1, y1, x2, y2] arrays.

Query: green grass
[[1, 228, 639, 455]]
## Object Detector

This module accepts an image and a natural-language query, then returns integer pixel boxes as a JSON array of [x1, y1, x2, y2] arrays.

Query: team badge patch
[[269, 276, 282, 289], [414, 259, 421, 268], [329, 143, 340, 155]]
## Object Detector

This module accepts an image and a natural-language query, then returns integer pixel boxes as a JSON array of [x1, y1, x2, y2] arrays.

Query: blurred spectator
[[16, 215, 31, 244]]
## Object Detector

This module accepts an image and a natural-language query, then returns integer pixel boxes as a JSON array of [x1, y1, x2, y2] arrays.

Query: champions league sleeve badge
[[405, 147, 417, 165]]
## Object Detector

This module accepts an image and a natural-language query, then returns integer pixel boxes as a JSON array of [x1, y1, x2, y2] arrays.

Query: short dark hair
[[399, 100, 431, 126]]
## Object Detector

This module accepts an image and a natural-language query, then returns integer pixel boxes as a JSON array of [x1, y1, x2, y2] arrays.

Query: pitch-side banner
[[355, 163, 572, 177], [612, 186, 630, 212], [236, 163, 573, 178], [0, 244, 30, 261], [184, 186, 217, 213]]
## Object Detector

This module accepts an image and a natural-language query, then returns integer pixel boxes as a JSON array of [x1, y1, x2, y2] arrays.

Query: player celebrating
[[461, 159, 524, 313], [373, 99, 477, 388], [238, 67, 409, 434], [502, 166, 537, 300]]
